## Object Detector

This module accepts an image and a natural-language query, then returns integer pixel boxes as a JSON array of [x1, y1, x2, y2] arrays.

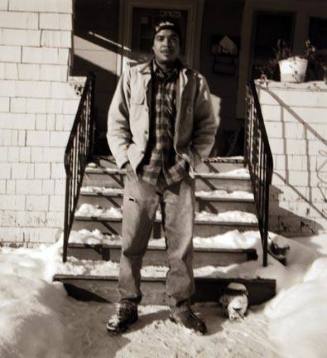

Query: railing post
[[246, 80, 273, 267], [62, 74, 96, 263]]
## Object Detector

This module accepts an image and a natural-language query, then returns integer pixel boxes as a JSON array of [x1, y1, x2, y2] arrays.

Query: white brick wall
[[9, 0, 72, 13], [258, 81, 327, 234], [0, 11, 38, 29], [39, 13, 72, 31], [0, 1, 86, 244]]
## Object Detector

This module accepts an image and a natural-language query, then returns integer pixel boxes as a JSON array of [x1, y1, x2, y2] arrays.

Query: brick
[[51, 82, 78, 99], [0, 146, 8, 161], [16, 211, 46, 227], [19, 147, 31, 162], [9, 0, 72, 13], [35, 114, 47, 130], [0, 80, 15, 96], [3, 63, 18, 79], [46, 114, 56, 130], [0, 129, 18, 145], [47, 147, 65, 162], [0, 195, 25, 210], [0, 97, 9, 112], [46, 212, 63, 227], [49, 195, 64, 211], [50, 131, 69, 147], [0, 163, 11, 178], [41, 179, 55, 194], [15, 81, 51, 98], [0, 113, 35, 129], [26, 195, 48, 211], [12, 163, 34, 179], [40, 64, 67, 81], [39, 13, 72, 30], [7, 147, 19, 162], [51, 163, 65, 179], [35, 163, 50, 179], [0, 179, 5, 193], [62, 99, 79, 114], [0, 227, 24, 242], [22, 47, 62, 65], [0, 0, 8, 10], [10, 98, 26, 113], [0, 210, 18, 226], [63, 114, 75, 130], [41, 30, 71, 48], [46, 99, 64, 114], [26, 131, 49, 146], [58, 48, 70, 65], [6, 180, 15, 194], [17, 64, 40, 80], [0, 29, 40, 47], [18, 130, 26, 146], [55, 179, 65, 195], [0, 11, 38, 29], [16, 179, 42, 194]]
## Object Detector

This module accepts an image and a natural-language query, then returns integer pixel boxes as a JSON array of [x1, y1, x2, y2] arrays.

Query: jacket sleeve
[[107, 68, 132, 169], [191, 74, 218, 165]]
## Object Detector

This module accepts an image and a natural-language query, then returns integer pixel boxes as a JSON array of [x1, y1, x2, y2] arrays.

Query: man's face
[[152, 29, 180, 64]]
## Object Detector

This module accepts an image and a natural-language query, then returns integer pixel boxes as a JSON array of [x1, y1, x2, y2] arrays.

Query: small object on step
[[169, 306, 207, 335], [219, 282, 248, 321], [106, 301, 138, 335], [268, 235, 290, 265], [87, 162, 97, 168]]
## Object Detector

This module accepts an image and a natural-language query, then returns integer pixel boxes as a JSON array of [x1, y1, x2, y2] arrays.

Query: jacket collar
[[138, 57, 192, 77]]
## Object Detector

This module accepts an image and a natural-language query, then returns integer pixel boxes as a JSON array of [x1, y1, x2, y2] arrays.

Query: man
[[106, 21, 218, 335]]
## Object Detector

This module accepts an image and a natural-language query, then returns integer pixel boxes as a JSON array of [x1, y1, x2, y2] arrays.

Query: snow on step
[[80, 186, 254, 201], [196, 168, 250, 179], [75, 204, 258, 223], [69, 229, 260, 250]]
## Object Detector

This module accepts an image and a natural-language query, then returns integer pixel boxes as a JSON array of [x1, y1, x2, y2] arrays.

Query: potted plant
[[256, 39, 318, 83], [276, 39, 316, 83]]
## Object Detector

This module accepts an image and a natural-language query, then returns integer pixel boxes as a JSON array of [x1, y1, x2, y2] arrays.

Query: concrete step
[[53, 273, 276, 305], [90, 155, 246, 173], [83, 168, 252, 192], [79, 187, 256, 214], [72, 212, 258, 238], [67, 240, 258, 267]]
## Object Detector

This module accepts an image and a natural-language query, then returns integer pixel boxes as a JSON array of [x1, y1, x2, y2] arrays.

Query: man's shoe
[[169, 306, 207, 335], [106, 301, 138, 334]]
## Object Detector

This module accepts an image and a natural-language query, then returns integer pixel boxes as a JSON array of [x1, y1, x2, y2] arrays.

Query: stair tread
[[67, 241, 257, 253], [80, 186, 254, 202], [54, 273, 272, 284], [85, 166, 250, 179], [54, 257, 266, 280]]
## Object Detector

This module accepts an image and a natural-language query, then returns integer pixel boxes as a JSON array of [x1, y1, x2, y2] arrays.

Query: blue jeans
[[118, 168, 195, 307]]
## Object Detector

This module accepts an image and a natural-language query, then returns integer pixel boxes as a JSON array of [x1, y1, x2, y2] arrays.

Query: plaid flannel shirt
[[138, 60, 188, 186]]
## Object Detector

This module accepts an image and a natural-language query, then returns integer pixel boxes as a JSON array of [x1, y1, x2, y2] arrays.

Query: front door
[[118, 0, 203, 73]]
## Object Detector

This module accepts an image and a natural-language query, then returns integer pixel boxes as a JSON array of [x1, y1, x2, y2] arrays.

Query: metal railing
[[62, 73, 95, 262], [245, 80, 273, 267]]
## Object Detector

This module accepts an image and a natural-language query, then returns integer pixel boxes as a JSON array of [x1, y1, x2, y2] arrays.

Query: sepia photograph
[[0, 0, 326, 357]]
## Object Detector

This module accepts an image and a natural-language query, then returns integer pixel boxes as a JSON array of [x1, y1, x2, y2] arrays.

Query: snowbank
[[0, 232, 327, 357]]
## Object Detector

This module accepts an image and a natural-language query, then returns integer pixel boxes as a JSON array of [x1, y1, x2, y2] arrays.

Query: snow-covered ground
[[0, 231, 327, 358]]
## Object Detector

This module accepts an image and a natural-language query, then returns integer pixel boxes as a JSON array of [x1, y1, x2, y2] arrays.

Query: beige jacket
[[107, 61, 218, 176]]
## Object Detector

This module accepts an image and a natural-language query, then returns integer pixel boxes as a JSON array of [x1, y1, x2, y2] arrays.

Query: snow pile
[[1, 232, 327, 357], [80, 186, 123, 195], [75, 204, 257, 223], [0, 245, 71, 358], [198, 168, 250, 178], [196, 189, 254, 199], [75, 204, 122, 219], [196, 210, 258, 223]]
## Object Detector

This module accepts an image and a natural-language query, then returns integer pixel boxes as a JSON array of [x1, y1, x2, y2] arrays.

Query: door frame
[[117, 0, 204, 75]]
